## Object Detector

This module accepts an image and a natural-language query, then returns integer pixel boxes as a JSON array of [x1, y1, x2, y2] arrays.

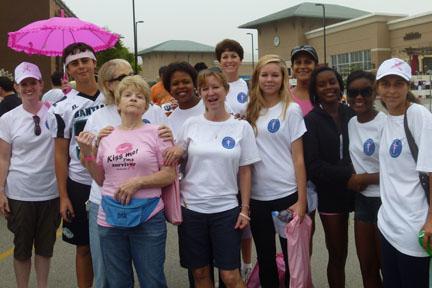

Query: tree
[[96, 39, 140, 72]]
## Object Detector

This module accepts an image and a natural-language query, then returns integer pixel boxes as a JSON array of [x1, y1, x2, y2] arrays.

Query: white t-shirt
[[251, 102, 306, 201], [0, 104, 58, 201], [84, 104, 168, 205], [48, 89, 105, 185], [226, 78, 249, 116], [378, 103, 432, 257], [177, 114, 260, 213], [42, 88, 65, 104], [167, 100, 205, 139], [348, 112, 386, 197]]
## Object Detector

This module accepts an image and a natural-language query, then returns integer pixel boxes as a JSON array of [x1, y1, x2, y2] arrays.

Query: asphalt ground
[[0, 214, 363, 287]]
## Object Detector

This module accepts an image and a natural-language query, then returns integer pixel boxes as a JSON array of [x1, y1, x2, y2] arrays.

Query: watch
[[273, 35, 280, 47]]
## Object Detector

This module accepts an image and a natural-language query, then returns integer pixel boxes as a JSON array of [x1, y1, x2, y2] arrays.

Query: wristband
[[239, 212, 251, 221], [84, 155, 96, 161]]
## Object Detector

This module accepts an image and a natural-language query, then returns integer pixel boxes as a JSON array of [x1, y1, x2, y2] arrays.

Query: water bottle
[[272, 210, 293, 239], [418, 230, 432, 256]]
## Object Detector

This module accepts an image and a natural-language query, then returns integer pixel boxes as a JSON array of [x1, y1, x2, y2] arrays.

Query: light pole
[[428, 69, 432, 111], [246, 32, 255, 72], [315, 3, 327, 66], [135, 20, 144, 73], [132, 0, 138, 74]]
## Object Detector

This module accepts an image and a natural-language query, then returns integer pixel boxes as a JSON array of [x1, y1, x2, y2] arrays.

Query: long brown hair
[[246, 54, 292, 133]]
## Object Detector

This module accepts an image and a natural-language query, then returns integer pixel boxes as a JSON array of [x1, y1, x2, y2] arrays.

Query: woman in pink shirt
[[77, 75, 176, 288]]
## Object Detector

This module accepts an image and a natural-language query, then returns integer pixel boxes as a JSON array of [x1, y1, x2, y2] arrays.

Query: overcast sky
[[63, 0, 432, 60]]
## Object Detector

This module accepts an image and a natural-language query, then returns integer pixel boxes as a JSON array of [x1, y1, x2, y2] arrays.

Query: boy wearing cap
[[0, 62, 59, 288], [48, 42, 104, 288]]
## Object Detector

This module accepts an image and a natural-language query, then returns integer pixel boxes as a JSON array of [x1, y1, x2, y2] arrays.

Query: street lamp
[[315, 3, 327, 66], [427, 69, 432, 111], [132, 0, 138, 74], [246, 32, 255, 72], [135, 20, 144, 73]]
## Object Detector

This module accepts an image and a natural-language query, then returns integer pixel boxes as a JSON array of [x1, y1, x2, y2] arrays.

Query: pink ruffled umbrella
[[8, 15, 119, 56]]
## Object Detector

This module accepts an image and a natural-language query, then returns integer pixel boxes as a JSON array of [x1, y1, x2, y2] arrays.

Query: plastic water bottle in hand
[[272, 210, 293, 238]]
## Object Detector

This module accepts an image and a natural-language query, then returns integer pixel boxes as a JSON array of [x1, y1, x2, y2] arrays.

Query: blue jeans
[[99, 210, 167, 288], [88, 201, 108, 288]]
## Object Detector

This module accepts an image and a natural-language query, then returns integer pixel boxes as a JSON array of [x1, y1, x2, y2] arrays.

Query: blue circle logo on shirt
[[363, 138, 375, 156], [45, 120, 49, 130], [222, 137, 235, 149], [267, 119, 280, 133], [142, 119, 151, 124], [237, 92, 248, 104], [389, 139, 403, 158]]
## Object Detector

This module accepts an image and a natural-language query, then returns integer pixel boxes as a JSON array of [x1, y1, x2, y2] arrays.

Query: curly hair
[[215, 39, 244, 62], [162, 62, 197, 93]]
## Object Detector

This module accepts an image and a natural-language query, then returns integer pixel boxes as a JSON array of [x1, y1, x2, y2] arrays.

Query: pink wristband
[[84, 155, 95, 161]]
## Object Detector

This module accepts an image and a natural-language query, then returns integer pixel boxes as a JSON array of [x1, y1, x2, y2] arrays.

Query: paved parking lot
[[0, 215, 362, 287]]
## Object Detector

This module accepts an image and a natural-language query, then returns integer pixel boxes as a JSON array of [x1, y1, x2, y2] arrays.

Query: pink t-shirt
[[291, 89, 313, 116], [96, 125, 171, 227]]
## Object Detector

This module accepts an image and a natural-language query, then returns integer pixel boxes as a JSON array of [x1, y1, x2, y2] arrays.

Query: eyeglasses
[[109, 73, 134, 82], [33, 115, 41, 136], [347, 87, 373, 98]]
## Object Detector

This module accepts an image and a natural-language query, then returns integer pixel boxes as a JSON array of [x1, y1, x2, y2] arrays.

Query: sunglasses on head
[[109, 72, 134, 82], [347, 87, 373, 98], [33, 115, 41, 136]]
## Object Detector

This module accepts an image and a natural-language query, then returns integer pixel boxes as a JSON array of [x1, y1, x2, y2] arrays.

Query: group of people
[[0, 38, 431, 288]]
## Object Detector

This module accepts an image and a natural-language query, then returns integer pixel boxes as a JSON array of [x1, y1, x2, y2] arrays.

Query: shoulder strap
[[404, 108, 430, 204], [403, 109, 419, 162]]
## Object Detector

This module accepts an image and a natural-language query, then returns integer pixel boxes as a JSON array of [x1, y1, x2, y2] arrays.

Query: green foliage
[[96, 39, 141, 72]]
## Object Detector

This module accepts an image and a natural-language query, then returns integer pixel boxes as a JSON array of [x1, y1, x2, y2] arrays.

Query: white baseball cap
[[14, 62, 42, 84], [376, 58, 411, 81]]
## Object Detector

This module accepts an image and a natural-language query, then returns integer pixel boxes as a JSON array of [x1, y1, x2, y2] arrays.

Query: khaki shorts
[[7, 198, 60, 260]]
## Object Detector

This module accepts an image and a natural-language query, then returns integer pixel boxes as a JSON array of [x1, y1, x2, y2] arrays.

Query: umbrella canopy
[[8, 16, 119, 56]]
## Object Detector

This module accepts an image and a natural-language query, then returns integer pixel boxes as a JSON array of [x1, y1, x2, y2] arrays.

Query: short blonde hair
[[114, 75, 151, 113], [197, 69, 229, 92], [98, 59, 132, 105]]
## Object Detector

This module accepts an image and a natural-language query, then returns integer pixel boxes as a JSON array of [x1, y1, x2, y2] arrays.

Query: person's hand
[[158, 125, 173, 142], [169, 99, 178, 110], [347, 174, 367, 192], [76, 132, 96, 156], [233, 113, 246, 120], [0, 191, 10, 217], [97, 126, 115, 146], [60, 197, 75, 222], [289, 200, 306, 222], [115, 177, 142, 205], [163, 146, 184, 166], [235, 209, 250, 230], [421, 213, 432, 251]]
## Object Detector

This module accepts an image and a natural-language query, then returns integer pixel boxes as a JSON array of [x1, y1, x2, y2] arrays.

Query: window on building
[[331, 50, 372, 78]]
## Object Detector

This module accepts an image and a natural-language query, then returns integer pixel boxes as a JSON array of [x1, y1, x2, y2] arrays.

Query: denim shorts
[[354, 193, 381, 224], [178, 206, 241, 270]]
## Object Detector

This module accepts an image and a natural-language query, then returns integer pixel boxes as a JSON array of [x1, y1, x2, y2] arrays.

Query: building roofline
[[305, 13, 405, 39], [55, 0, 77, 17], [238, 2, 368, 29], [138, 40, 214, 55], [388, 11, 432, 30]]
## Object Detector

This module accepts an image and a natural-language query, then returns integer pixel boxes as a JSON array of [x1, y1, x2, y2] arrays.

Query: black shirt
[[303, 103, 355, 213], [0, 94, 22, 117]]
